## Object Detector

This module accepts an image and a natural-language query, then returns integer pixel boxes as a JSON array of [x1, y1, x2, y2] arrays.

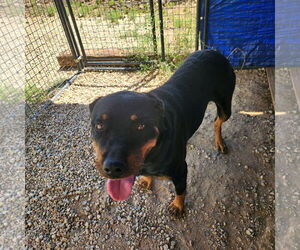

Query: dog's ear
[[147, 93, 166, 131], [89, 97, 101, 114]]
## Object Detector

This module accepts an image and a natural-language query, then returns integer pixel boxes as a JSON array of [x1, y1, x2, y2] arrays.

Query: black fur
[[90, 50, 235, 200]]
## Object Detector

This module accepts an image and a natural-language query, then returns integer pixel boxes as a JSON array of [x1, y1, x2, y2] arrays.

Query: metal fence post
[[65, 0, 87, 66], [195, 0, 201, 51], [54, 0, 83, 70], [202, 0, 209, 50], [53, 0, 77, 62], [157, 0, 165, 61], [149, 0, 158, 56]]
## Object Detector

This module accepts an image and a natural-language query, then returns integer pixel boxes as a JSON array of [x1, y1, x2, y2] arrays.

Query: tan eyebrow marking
[[130, 114, 138, 121], [101, 114, 108, 120]]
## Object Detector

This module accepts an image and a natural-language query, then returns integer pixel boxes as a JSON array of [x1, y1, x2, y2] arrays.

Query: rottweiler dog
[[89, 50, 235, 216]]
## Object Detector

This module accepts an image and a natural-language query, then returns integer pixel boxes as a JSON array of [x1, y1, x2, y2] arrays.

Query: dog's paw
[[137, 176, 153, 190], [215, 140, 228, 154], [168, 201, 184, 217]]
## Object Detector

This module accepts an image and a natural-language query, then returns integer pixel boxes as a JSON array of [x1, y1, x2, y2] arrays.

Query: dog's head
[[89, 90, 164, 201]]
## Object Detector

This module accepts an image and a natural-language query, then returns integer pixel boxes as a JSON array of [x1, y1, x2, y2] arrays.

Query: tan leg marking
[[168, 193, 186, 217], [137, 176, 153, 190], [156, 176, 171, 181], [214, 117, 227, 154]]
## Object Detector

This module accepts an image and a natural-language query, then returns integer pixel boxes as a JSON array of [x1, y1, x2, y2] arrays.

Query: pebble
[[162, 244, 169, 250], [246, 228, 254, 237], [170, 241, 176, 248]]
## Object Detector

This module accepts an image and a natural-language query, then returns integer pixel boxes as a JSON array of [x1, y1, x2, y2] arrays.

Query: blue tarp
[[203, 0, 275, 68]]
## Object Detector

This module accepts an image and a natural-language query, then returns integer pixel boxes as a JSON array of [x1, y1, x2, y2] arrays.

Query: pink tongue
[[106, 176, 136, 201]]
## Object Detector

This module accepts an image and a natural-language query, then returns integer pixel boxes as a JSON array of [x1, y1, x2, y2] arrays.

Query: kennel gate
[[53, 0, 203, 71]]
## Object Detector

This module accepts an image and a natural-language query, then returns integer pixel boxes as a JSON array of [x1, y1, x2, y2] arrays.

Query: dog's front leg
[[168, 163, 187, 216], [137, 176, 153, 190]]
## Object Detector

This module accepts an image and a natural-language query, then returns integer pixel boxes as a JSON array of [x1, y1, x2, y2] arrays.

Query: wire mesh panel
[[24, 0, 78, 117], [1, 0, 199, 120], [160, 0, 197, 61], [60, 0, 197, 62], [0, 1, 25, 119], [66, 0, 158, 59]]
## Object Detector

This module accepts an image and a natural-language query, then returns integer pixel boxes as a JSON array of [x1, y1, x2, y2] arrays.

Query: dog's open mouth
[[106, 175, 136, 201]]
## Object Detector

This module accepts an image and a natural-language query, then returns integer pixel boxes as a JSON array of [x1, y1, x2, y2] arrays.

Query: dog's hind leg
[[214, 100, 232, 154]]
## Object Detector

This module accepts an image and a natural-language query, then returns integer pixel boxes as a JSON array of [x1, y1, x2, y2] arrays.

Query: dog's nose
[[103, 159, 125, 177]]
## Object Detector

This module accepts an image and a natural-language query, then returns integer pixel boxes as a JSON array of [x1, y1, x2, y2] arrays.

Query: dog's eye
[[137, 124, 145, 131], [95, 122, 104, 130]]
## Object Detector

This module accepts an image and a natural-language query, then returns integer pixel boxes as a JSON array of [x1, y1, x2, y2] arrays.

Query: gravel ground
[[25, 68, 275, 249], [275, 68, 300, 250], [0, 104, 25, 249]]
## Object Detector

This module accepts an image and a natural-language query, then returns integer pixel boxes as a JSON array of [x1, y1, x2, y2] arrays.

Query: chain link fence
[[65, 0, 197, 59], [69, 0, 158, 58], [0, 1, 25, 119], [1, 0, 198, 119], [162, 0, 197, 60], [24, 0, 78, 117]]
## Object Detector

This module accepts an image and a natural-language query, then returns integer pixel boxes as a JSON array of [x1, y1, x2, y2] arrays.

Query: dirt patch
[[26, 68, 274, 249]]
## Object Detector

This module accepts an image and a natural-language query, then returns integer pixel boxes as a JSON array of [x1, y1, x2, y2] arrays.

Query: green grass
[[46, 5, 55, 17], [69, 1, 126, 22], [175, 35, 193, 49], [25, 78, 66, 104], [157, 61, 176, 75], [136, 51, 188, 77], [105, 10, 123, 24], [173, 15, 193, 29], [26, 0, 56, 17], [173, 18, 183, 29], [29, 0, 37, 7], [143, 33, 155, 45], [26, 0, 149, 20], [120, 30, 138, 39], [0, 84, 23, 103], [127, 9, 139, 22], [108, 0, 117, 6], [138, 57, 188, 78], [25, 84, 48, 104], [120, 30, 154, 47], [0, 79, 68, 104], [71, 2, 96, 18]]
